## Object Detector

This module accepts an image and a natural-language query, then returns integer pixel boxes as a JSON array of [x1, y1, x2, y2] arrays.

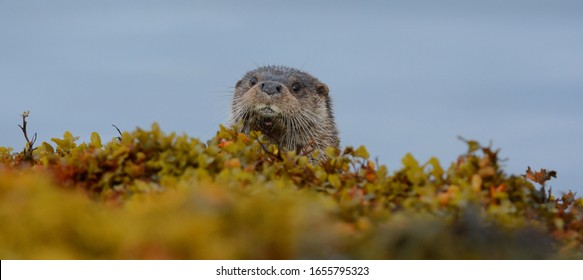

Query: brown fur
[[230, 66, 339, 160]]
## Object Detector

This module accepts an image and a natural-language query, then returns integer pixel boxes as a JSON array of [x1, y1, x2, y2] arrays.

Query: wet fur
[[230, 66, 339, 160]]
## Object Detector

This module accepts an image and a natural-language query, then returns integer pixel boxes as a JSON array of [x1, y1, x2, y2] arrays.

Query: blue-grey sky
[[1, 0, 582, 194]]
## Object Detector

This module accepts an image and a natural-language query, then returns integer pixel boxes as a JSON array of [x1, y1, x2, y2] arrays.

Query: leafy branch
[[525, 166, 557, 202]]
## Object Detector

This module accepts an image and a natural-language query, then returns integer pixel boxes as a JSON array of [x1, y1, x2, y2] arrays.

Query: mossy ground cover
[[1, 115, 582, 259]]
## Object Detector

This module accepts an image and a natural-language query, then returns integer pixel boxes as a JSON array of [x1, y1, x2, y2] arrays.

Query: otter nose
[[260, 81, 283, 95]]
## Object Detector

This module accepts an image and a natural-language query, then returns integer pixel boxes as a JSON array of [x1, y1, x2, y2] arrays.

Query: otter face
[[230, 65, 338, 155]]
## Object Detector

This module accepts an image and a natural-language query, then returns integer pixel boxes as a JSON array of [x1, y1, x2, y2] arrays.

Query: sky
[[1, 0, 582, 194]]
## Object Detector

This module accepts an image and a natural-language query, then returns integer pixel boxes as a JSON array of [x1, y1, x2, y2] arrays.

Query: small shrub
[[0, 120, 581, 259]]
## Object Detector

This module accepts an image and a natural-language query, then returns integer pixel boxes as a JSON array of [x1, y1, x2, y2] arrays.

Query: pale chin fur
[[254, 104, 281, 114]]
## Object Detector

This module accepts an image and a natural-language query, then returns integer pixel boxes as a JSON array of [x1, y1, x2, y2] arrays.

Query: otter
[[230, 65, 339, 160]]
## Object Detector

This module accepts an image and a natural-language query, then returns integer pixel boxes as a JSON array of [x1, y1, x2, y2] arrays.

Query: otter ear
[[316, 83, 329, 95], [235, 79, 243, 88]]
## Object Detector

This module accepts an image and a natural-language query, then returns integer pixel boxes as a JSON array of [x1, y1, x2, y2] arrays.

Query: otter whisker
[[228, 65, 339, 162]]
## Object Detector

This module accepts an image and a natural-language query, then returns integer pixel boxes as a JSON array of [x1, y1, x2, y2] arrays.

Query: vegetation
[[0, 112, 581, 259]]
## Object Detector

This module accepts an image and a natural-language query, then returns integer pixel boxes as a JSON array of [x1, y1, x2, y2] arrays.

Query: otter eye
[[249, 77, 258, 87], [291, 83, 301, 93]]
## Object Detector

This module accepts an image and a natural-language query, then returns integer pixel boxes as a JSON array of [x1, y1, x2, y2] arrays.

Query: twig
[[18, 111, 37, 163], [299, 139, 316, 157], [112, 124, 123, 141], [259, 141, 283, 161]]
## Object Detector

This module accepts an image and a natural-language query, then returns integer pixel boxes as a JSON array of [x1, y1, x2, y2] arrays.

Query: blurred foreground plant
[[0, 118, 581, 259]]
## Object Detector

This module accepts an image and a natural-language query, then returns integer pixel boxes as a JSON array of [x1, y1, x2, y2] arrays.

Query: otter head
[[230, 65, 339, 156]]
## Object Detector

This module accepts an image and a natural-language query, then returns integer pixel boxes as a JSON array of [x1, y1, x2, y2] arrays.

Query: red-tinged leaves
[[1, 122, 582, 259], [525, 166, 557, 186]]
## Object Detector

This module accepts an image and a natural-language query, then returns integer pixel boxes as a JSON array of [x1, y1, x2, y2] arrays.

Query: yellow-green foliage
[[1, 123, 582, 259]]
